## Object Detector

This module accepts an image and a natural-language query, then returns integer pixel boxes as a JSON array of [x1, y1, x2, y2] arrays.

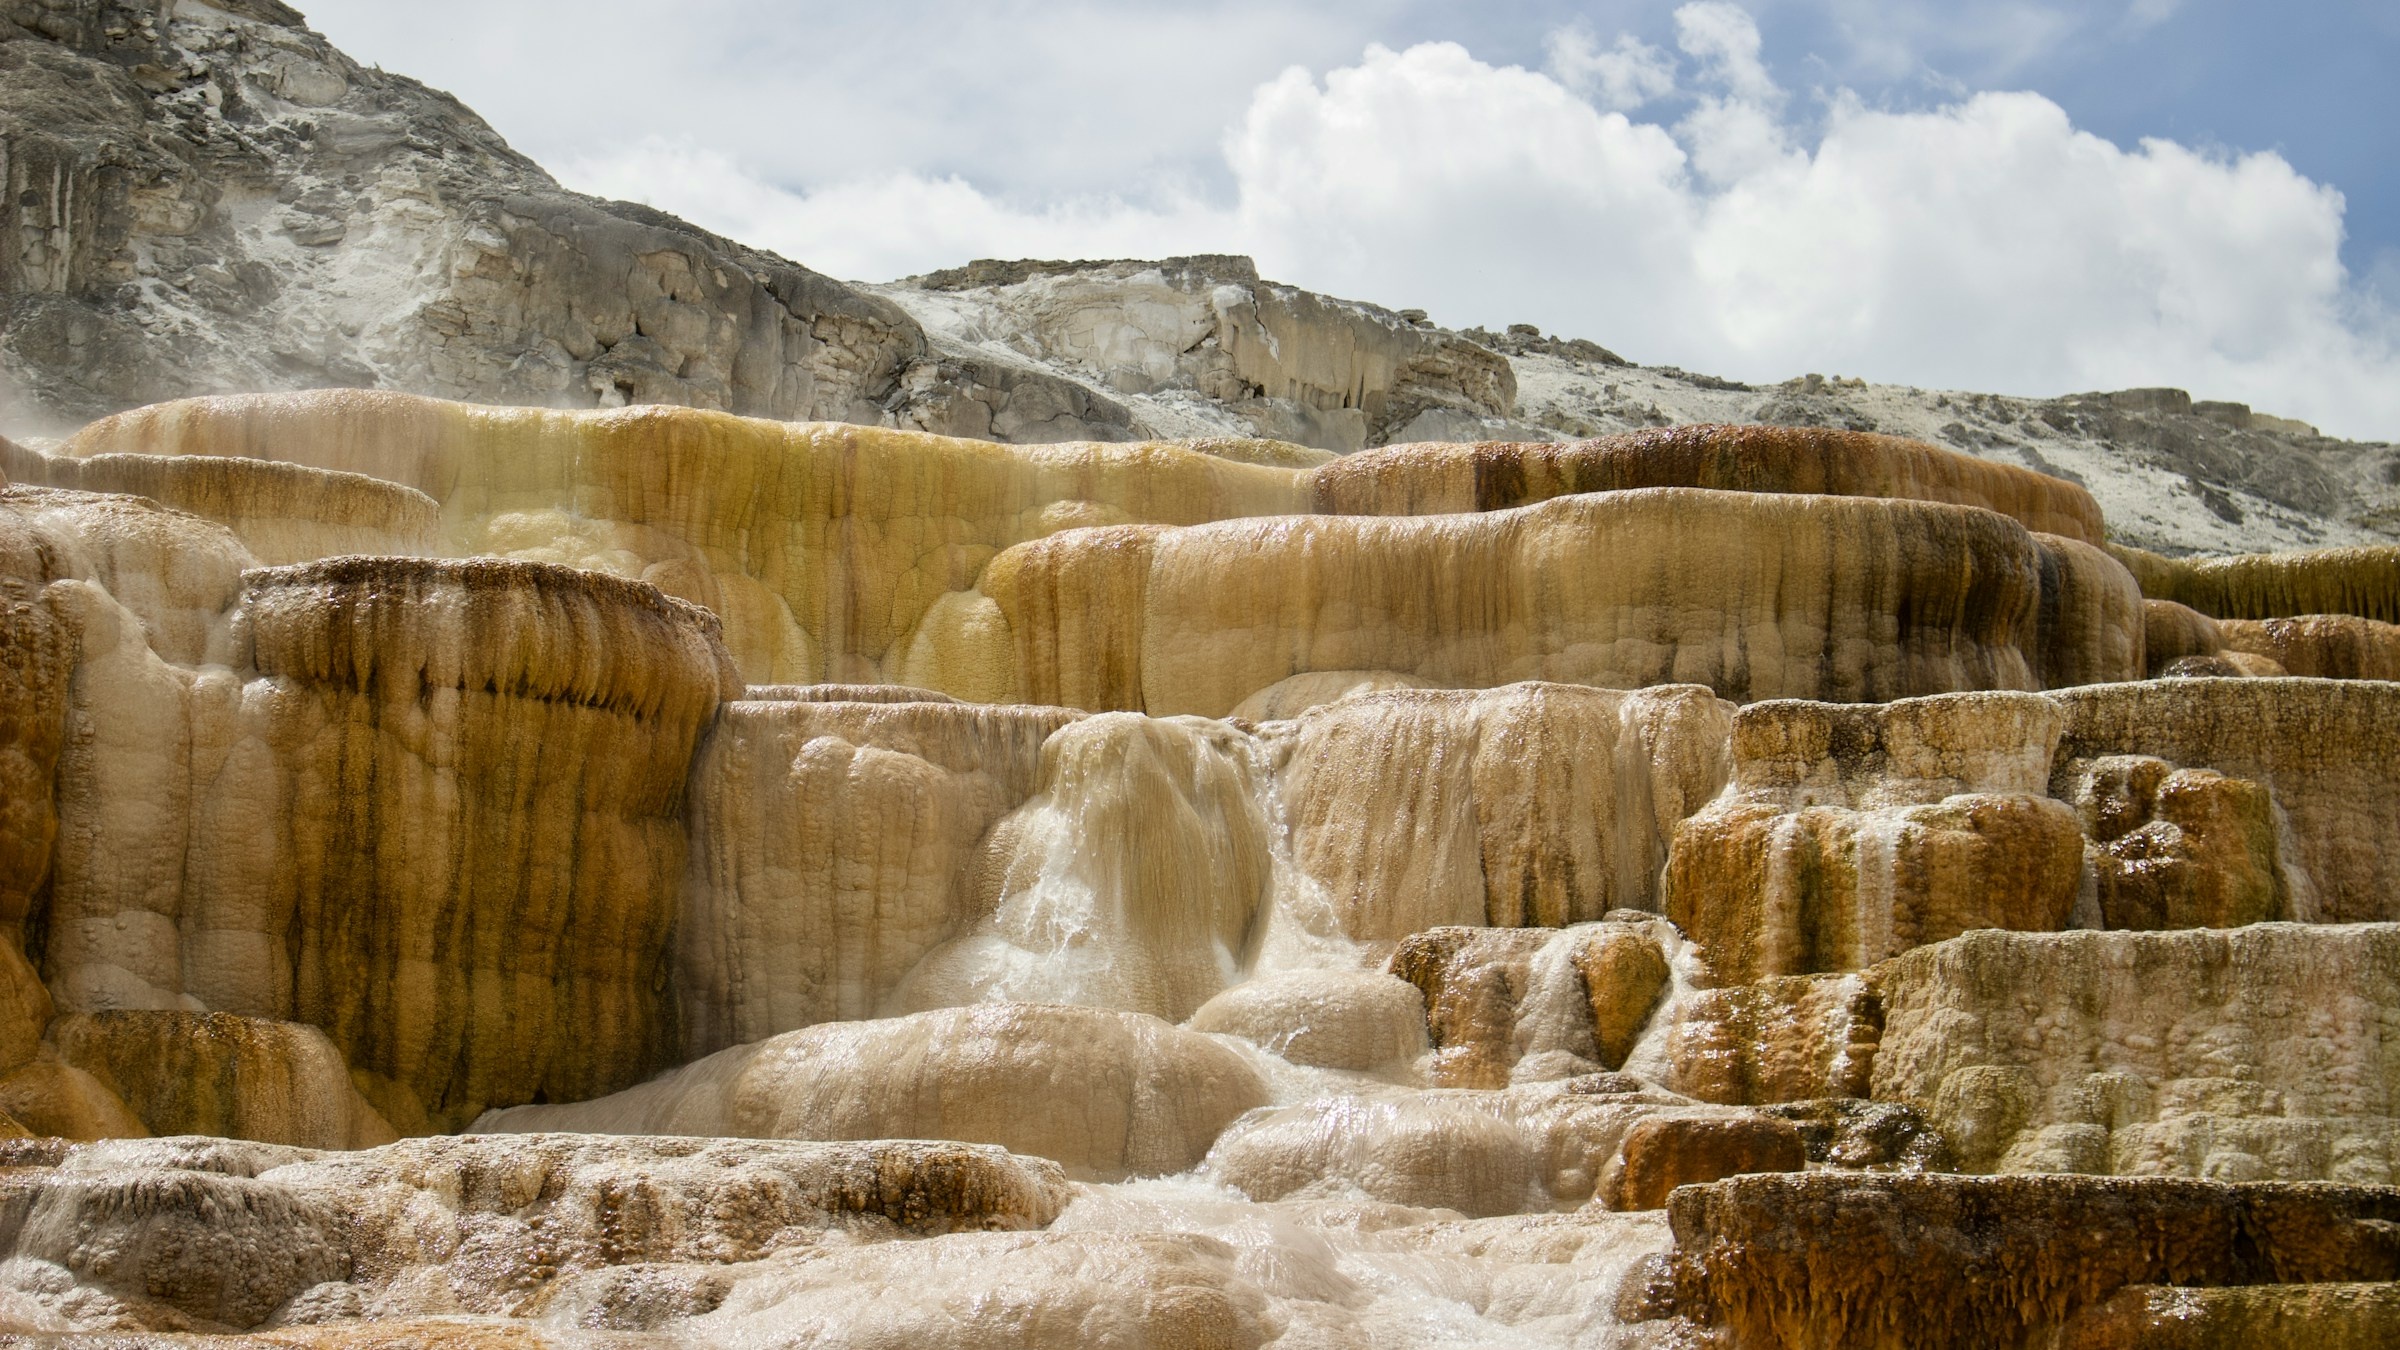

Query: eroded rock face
[[1641, 1172, 2400, 1350], [1872, 925, 2400, 1181], [935, 488, 2116, 714], [1271, 684, 1732, 938], [1315, 423, 2108, 545], [2054, 679, 2400, 923], [1666, 693, 2085, 985]]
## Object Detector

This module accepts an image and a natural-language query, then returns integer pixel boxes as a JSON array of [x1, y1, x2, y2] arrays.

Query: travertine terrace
[[0, 3, 2397, 1347]]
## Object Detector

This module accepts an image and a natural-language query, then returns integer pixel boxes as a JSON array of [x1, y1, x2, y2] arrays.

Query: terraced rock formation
[[0, 3, 2397, 1346]]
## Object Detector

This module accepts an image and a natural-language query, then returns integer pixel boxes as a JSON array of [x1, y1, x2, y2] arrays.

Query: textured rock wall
[[1268, 683, 1732, 938], [67, 390, 1313, 682], [677, 695, 1078, 1057], [935, 487, 2118, 714], [1870, 925, 2400, 1182], [2054, 679, 2400, 923], [1315, 424, 2108, 545], [1666, 693, 2085, 985], [0, 436, 436, 563], [2114, 542, 2400, 623]]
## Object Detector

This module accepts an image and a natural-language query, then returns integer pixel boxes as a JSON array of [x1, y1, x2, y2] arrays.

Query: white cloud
[[1674, 1, 1781, 104], [550, 9, 2400, 440], [1544, 25, 1677, 111]]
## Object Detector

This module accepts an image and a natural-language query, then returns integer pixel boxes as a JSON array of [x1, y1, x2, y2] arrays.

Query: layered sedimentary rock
[[925, 487, 2135, 714], [1315, 423, 2108, 545]]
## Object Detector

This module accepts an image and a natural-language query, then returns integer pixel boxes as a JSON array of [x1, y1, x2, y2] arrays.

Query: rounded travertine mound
[[1186, 970, 1428, 1072], [46, 1011, 395, 1150], [6, 485, 254, 665], [681, 1230, 1279, 1350], [2113, 542, 2400, 623], [482, 1006, 1268, 1181], [942, 488, 2110, 715], [1312, 423, 2107, 545], [0, 439, 437, 564], [193, 557, 738, 1131], [1204, 1093, 1545, 1216]]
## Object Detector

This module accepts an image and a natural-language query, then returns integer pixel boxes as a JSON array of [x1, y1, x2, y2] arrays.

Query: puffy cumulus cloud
[[558, 4, 2399, 439], [1543, 26, 1678, 112]]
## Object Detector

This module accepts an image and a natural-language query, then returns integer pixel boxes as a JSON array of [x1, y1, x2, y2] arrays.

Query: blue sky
[[298, 1, 2400, 437]]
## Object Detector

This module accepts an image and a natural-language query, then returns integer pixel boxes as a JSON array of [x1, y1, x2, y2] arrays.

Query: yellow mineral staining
[[1666, 693, 2086, 985], [1314, 423, 2109, 545], [1, 437, 437, 564], [2054, 678, 2400, 923], [66, 390, 1313, 682], [677, 697, 1077, 1055], [2217, 614, 2400, 679], [46, 1010, 396, 1148], [2112, 540, 2400, 623], [934, 487, 2091, 715]]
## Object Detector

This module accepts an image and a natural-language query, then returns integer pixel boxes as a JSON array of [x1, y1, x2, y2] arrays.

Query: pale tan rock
[[0, 439, 438, 565], [1269, 684, 1732, 938], [1665, 693, 2084, 984], [2218, 614, 2400, 679], [1205, 1091, 1547, 1217], [684, 1229, 1278, 1350], [942, 487, 2133, 715], [1869, 925, 2400, 1180], [68, 391, 1313, 683], [1185, 970, 1427, 1072], [46, 1011, 395, 1150], [1314, 423, 2109, 545], [1226, 668, 1442, 721], [484, 1005, 1269, 1183], [2053, 679, 2400, 922], [676, 697, 1077, 1056]]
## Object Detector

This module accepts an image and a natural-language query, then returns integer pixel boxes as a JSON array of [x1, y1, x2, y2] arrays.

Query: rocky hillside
[[1, 0, 2393, 556]]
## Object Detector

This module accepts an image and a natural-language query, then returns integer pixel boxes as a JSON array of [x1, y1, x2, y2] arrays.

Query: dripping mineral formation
[[0, 5, 2398, 1349]]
